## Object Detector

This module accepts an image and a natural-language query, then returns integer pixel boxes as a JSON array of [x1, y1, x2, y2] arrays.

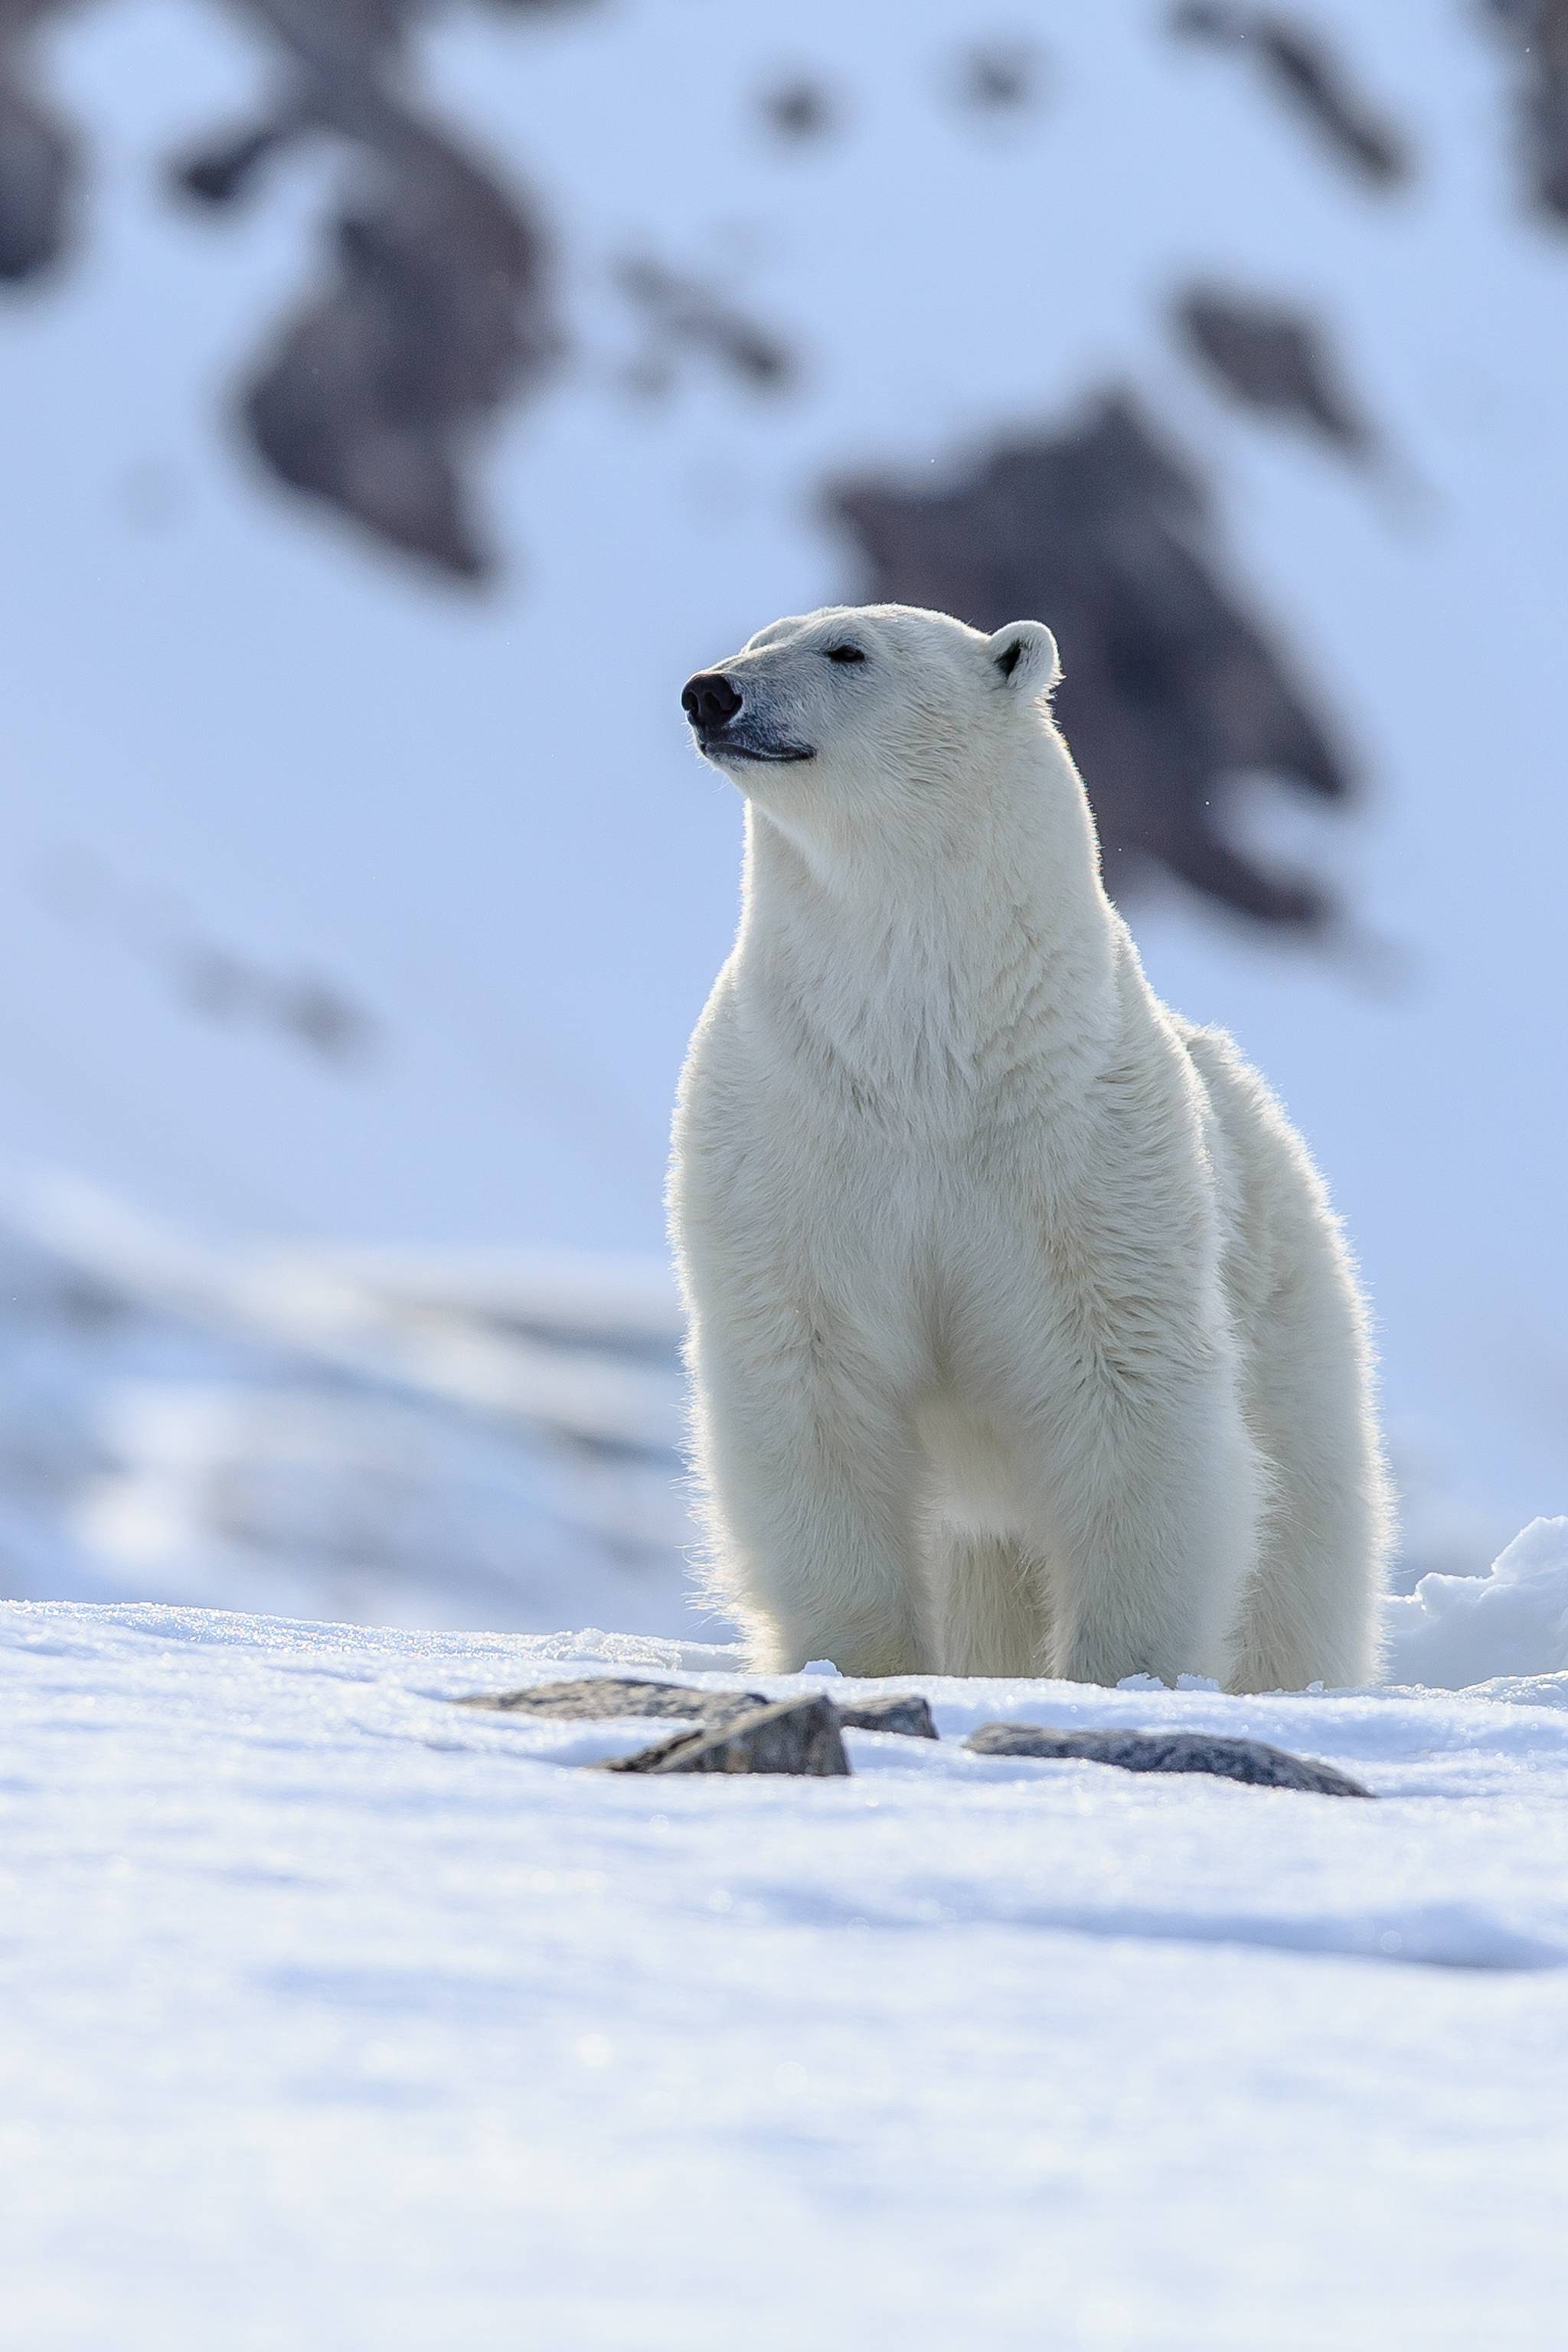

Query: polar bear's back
[[1178, 1015, 1391, 1682], [1174, 1017, 1347, 1336]]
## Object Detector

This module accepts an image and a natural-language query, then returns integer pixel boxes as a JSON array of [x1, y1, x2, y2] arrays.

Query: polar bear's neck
[[733, 729, 1128, 1093]]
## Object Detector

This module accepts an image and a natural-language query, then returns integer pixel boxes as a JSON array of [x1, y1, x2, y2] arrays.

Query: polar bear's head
[[681, 603, 1060, 822]]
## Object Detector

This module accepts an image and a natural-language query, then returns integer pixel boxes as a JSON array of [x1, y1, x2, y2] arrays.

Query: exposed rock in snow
[[456, 1672, 762, 1721], [602, 1690, 851, 1775], [458, 1674, 940, 1746], [966, 1720, 1372, 1795], [831, 1692, 938, 1739]]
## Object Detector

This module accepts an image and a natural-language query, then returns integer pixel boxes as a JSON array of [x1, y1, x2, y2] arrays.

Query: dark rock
[[832, 1693, 939, 1739], [600, 1695, 851, 1776], [1175, 286, 1379, 464], [179, 942, 380, 1068], [955, 43, 1042, 115], [831, 392, 1354, 932], [1170, 5, 1412, 188], [1480, 0, 1568, 224], [965, 1721, 1373, 1795], [615, 255, 795, 392], [456, 1675, 765, 1722], [457, 1677, 939, 1743], [761, 77, 838, 143], [0, 45, 77, 283], [172, 2, 561, 581]]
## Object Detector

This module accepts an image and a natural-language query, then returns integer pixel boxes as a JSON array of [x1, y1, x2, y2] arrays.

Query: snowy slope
[[0, 0, 1564, 1576], [5, 1599, 1568, 2348], [0, 1187, 704, 1635]]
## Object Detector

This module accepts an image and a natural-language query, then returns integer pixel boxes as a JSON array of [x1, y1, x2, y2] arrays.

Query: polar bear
[[670, 603, 1391, 1690]]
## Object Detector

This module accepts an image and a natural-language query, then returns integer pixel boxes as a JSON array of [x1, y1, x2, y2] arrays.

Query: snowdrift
[[1384, 1515, 1568, 1691]]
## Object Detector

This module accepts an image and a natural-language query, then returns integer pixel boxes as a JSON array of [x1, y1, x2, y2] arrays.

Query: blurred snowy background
[[0, 0, 1563, 1638]]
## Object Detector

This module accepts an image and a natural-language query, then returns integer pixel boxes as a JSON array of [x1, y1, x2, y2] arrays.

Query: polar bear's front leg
[[687, 1316, 928, 1677], [1035, 1363, 1261, 1689]]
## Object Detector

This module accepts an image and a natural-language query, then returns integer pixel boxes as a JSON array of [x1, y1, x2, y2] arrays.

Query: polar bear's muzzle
[[681, 668, 815, 767]]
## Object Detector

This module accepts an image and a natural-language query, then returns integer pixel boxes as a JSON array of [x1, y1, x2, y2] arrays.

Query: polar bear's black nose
[[682, 671, 743, 730]]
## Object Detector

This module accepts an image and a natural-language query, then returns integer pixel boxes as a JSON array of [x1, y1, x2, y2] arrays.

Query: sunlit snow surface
[[1386, 1515, 1568, 1687], [5, 1602, 1568, 2349]]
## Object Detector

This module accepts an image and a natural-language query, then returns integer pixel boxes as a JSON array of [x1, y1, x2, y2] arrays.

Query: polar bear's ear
[[987, 621, 1060, 700]]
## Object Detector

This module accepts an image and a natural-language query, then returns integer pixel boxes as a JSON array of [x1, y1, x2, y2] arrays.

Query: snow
[[1384, 1516, 1568, 1690], [0, 1189, 704, 1638], [5, 1599, 1568, 2347]]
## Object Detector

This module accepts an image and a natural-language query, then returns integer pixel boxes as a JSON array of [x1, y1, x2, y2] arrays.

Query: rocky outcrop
[[457, 1676, 936, 1743], [832, 393, 1354, 930], [830, 1693, 938, 1739], [456, 1675, 763, 1723], [599, 1694, 851, 1776]]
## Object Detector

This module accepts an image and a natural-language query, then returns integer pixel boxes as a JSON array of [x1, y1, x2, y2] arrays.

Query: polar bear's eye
[[826, 645, 866, 665]]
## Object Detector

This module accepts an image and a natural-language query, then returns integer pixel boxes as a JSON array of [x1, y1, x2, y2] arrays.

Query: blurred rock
[[460, 1677, 939, 1740], [966, 1721, 1373, 1794], [457, 1674, 762, 1719], [616, 255, 795, 393], [832, 391, 1354, 929], [0, 1, 78, 280], [1171, 4, 1411, 188], [1481, 0, 1568, 223], [1175, 285, 1378, 462], [760, 76, 838, 143], [175, 0, 560, 579], [275, 978, 380, 1067], [953, 42, 1042, 116]]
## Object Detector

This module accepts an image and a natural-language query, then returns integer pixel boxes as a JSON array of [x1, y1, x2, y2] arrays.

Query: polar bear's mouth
[[701, 733, 816, 766]]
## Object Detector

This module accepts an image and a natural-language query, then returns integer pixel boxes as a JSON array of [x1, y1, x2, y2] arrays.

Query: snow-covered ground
[[5, 1599, 1568, 2349]]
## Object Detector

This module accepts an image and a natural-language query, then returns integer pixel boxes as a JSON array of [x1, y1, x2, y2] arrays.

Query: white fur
[[669, 603, 1392, 1689]]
